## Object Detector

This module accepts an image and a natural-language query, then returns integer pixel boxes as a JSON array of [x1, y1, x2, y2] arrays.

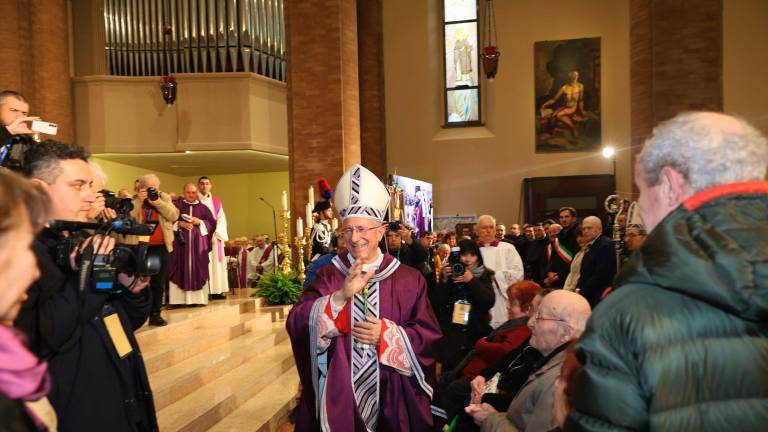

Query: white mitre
[[334, 164, 390, 222]]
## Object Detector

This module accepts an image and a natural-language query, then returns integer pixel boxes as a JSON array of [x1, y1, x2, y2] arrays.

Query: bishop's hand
[[332, 259, 375, 307]]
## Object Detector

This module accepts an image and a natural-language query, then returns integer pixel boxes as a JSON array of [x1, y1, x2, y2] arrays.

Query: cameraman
[[14, 140, 158, 432], [122, 174, 179, 326]]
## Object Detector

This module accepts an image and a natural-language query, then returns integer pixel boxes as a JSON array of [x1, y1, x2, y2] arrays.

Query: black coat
[[577, 234, 617, 307], [0, 395, 38, 431], [430, 268, 495, 370], [14, 229, 158, 432]]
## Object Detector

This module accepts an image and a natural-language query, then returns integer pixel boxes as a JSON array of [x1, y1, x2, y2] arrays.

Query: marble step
[[149, 321, 289, 411], [135, 301, 252, 346], [207, 367, 300, 432], [157, 338, 296, 432], [141, 309, 281, 375]]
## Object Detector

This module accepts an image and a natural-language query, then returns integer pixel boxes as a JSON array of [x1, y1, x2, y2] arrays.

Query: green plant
[[253, 271, 303, 305]]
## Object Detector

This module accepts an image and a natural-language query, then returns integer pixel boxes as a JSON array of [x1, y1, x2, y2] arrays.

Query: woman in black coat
[[431, 239, 495, 372]]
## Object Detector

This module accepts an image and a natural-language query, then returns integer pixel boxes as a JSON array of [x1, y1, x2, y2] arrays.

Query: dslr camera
[[449, 246, 466, 277], [388, 220, 402, 231], [146, 187, 160, 201]]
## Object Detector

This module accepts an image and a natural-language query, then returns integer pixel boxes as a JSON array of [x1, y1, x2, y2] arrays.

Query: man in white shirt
[[476, 214, 524, 328], [198, 176, 230, 299]]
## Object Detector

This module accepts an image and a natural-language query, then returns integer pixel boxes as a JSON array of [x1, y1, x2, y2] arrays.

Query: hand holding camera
[[146, 187, 161, 205]]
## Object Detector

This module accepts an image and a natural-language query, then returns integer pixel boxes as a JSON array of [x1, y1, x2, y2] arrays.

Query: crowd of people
[[2, 85, 767, 432]]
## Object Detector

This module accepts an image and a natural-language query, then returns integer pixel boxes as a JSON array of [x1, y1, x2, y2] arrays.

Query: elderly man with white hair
[[476, 215, 524, 328], [574, 216, 616, 307], [568, 112, 768, 431], [465, 290, 591, 431]]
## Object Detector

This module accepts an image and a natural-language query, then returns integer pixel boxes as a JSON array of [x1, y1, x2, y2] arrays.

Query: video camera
[[50, 196, 161, 294], [448, 246, 466, 277], [0, 135, 34, 172]]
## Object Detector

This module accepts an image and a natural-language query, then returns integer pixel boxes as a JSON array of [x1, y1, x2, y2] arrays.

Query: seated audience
[[440, 281, 541, 427], [465, 290, 591, 431]]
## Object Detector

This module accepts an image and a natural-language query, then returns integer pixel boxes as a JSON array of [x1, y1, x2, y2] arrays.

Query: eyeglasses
[[342, 225, 382, 237], [534, 310, 571, 326]]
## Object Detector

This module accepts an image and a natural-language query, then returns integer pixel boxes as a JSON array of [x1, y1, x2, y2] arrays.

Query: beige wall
[[72, 73, 288, 155], [723, 0, 768, 135], [90, 158, 289, 240], [383, 0, 631, 226], [90, 157, 186, 196], [180, 172, 290, 240]]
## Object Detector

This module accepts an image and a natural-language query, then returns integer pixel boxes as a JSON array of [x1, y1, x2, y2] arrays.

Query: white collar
[[183, 199, 200, 205]]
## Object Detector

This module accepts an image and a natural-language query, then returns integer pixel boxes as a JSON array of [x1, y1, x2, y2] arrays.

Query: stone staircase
[[135, 288, 298, 431]]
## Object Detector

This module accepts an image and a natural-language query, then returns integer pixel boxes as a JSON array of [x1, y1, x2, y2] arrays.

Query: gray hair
[[89, 161, 108, 187], [476, 214, 496, 227], [138, 174, 161, 189], [582, 216, 602, 229], [641, 112, 768, 193]]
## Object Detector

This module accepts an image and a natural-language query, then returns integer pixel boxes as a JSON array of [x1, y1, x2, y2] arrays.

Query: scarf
[[0, 325, 51, 401], [469, 264, 487, 279]]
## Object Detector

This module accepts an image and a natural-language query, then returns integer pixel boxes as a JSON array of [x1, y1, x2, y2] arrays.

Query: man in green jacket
[[567, 112, 768, 431]]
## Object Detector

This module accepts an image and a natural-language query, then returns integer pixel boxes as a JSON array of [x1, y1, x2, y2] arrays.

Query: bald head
[[581, 216, 602, 242], [183, 183, 198, 202], [528, 290, 591, 355]]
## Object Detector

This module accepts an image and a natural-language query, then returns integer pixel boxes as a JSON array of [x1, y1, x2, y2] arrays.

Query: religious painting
[[534, 37, 601, 153], [445, 22, 479, 88]]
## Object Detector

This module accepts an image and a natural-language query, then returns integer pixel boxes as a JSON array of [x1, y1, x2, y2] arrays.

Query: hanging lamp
[[482, 0, 500, 80]]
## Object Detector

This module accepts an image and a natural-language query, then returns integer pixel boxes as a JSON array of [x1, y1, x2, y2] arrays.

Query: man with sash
[[287, 164, 445, 431], [198, 176, 229, 299], [543, 223, 572, 288], [475, 215, 524, 329], [168, 183, 216, 306]]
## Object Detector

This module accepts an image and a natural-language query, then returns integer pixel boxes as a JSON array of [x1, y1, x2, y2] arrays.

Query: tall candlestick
[[308, 185, 315, 209], [296, 217, 304, 234], [305, 203, 313, 227], [281, 190, 288, 211], [331, 218, 338, 231]]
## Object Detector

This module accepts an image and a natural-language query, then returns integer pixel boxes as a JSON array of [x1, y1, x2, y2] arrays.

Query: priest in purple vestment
[[168, 183, 216, 305], [286, 165, 446, 431]]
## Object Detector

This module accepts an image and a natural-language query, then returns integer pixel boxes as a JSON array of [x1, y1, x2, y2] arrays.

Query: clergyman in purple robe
[[286, 165, 446, 431], [168, 183, 216, 306]]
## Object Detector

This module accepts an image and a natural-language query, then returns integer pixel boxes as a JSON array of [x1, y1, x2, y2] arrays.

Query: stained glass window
[[444, 0, 480, 126]]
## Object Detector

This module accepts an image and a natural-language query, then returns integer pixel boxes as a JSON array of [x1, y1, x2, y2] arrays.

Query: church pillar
[[357, 0, 387, 180], [286, 0, 361, 222], [630, 0, 723, 190]]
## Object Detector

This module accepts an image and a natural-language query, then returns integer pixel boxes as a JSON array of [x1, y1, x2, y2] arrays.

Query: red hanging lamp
[[482, 0, 500, 81]]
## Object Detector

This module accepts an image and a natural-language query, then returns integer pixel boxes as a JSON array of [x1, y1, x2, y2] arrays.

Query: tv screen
[[390, 174, 433, 238]]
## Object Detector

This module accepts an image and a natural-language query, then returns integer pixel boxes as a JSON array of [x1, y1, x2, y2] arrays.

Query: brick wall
[[357, 0, 387, 180], [0, 0, 73, 142], [630, 0, 723, 192]]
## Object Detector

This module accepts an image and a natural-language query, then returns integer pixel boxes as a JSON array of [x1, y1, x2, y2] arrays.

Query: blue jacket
[[577, 234, 617, 307]]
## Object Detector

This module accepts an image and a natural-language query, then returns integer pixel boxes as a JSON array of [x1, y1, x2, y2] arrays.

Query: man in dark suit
[[577, 216, 617, 307]]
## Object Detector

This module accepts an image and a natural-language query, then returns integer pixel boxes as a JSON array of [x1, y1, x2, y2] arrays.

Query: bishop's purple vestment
[[286, 252, 445, 431], [168, 200, 216, 291]]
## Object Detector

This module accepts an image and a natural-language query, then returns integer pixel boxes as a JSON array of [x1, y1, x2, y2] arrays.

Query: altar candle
[[296, 217, 304, 235], [306, 203, 313, 227], [308, 185, 315, 209], [281, 191, 288, 211], [331, 218, 338, 231]]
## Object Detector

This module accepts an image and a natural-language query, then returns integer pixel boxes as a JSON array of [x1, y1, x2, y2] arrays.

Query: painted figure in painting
[[448, 90, 471, 122], [454, 27, 474, 85], [540, 70, 585, 138]]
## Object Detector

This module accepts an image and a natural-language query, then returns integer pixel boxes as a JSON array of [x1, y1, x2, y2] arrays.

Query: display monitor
[[389, 174, 434, 238]]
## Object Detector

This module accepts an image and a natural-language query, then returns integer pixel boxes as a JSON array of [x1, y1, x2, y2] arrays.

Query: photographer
[[1, 90, 39, 142], [14, 140, 158, 432], [122, 174, 179, 326], [430, 239, 495, 373], [383, 221, 429, 271]]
